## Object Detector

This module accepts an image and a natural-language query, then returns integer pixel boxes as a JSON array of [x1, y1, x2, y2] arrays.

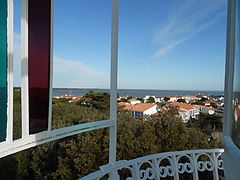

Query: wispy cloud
[[13, 32, 109, 88], [54, 57, 104, 77], [152, 0, 227, 58], [53, 57, 109, 88]]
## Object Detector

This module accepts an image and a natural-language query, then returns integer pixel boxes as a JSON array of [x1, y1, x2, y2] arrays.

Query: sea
[[53, 88, 224, 98]]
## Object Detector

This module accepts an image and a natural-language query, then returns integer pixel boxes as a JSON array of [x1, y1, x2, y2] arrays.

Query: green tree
[[136, 97, 144, 103], [0, 91, 216, 179], [52, 98, 69, 104], [147, 96, 155, 103], [192, 100, 204, 105], [210, 102, 217, 108], [201, 97, 208, 102], [164, 97, 170, 102], [188, 112, 223, 147], [77, 91, 110, 112], [147, 108, 210, 152], [177, 98, 186, 103]]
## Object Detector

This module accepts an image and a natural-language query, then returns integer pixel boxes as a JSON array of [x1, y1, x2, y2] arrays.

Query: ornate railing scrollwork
[[158, 157, 175, 177], [176, 154, 194, 174], [196, 153, 215, 172], [138, 160, 156, 180], [80, 149, 224, 180], [216, 153, 224, 170]]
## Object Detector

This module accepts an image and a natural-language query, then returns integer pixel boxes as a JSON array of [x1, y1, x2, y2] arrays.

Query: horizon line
[[13, 86, 224, 92]]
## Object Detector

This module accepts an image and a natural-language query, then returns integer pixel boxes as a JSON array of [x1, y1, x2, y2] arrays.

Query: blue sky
[[14, 0, 228, 91]]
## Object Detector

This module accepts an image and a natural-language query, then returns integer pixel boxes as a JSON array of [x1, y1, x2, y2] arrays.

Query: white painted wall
[[129, 100, 141, 105], [179, 107, 200, 122], [143, 105, 157, 116]]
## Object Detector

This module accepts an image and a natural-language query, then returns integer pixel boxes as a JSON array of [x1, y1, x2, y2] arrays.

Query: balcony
[[2, 0, 240, 179], [81, 149, 224, 180]]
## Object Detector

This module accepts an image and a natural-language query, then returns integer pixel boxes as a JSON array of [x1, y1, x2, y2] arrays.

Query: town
[[53, 92, 224, 123]]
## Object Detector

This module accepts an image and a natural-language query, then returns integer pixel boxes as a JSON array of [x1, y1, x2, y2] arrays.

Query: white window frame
[[0, 0, 118, 166]]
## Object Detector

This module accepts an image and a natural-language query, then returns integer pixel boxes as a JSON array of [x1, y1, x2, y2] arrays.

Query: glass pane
[[118, 0, 227, 159], [52, 0, 111, 129], [13, 0, 22, 140], [232, 0, 240, 148]]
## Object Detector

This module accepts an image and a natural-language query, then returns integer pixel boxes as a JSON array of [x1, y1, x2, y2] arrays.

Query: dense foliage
[[0, 91, 221, 179], [177, 98, 186, 103], [76, 90, 110, 112], [147, 96, 155, 103], [188, 112, 223, 147]]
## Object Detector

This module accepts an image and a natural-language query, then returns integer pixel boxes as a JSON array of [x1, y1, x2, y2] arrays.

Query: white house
[[143, 95, 156, 103], [178, 109, 190, 123], [122, 103, 157, 119], [181, 95, 198, 103], [143, 96, 164, 103], [154, 97, 162, 103], [168, 96, 179, 102], [169, 102, 200, 122], [128, 99, 141, 105], [204, 101, 212, 106]]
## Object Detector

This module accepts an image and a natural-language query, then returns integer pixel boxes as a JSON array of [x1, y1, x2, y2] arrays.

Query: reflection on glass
[[232, 0, 240, 148]]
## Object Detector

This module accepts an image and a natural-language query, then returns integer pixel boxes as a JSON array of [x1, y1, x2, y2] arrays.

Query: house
[[130, 103, 157, 118], [117, 102, 129, 111], [168, 96, 179, 102], [201, 107, 215, 115], [53, 96, 61, 99], [53, 94, 80, 103], [128, 98, 141, 105], [143, 95, 155, 103], [178, 109, 189, 122], [154, 97, 162, 103], [119, 103, 157, 119], [204, 101, 213, 106], [169, 102, 200, 122], [69, 96, 80, 103], [143, 96, 165, 103], [181, 95, 198, 103]]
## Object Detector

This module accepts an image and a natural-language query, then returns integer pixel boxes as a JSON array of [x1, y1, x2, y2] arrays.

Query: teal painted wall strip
[[0, 0, 7, 142]]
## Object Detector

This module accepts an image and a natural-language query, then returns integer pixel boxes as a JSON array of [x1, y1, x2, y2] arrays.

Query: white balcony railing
[[81, 149, 224, 180]]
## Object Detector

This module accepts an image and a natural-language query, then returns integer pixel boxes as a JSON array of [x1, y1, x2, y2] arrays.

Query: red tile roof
[[119, 103, 156, 112], [169, 102, 199, 110], [118, 102, 128, 106], [179, 109, 187, 113], [167, 96, 179, 98]]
